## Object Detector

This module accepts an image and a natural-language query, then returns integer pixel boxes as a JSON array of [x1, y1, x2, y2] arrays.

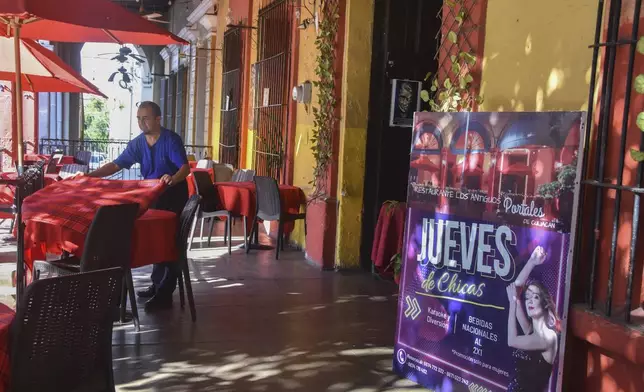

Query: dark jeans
[[150, 180, 188, 298]]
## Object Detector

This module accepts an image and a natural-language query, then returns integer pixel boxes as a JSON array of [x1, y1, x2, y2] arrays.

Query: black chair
[[45, 155, 59, 174], [189, 171, 243, 254], [74, 150, 92, 166], [241, 169, 256, 182], [176, 195, 201, 322], [59, 163, 88, 179], [247, 176, 306, 259], [34, 203, 141, 331], [11, 267, 123, 392], [231, 169, 242, 182], [0, 166, 42, 233]]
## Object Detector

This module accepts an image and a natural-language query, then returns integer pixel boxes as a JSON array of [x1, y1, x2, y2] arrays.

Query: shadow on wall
[[480, 0, 596, 112]]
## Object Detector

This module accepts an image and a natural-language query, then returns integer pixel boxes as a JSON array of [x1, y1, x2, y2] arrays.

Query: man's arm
[[88, 162, 121, 178], [162, 133, 190, 186], [172, 164, 190, 184]]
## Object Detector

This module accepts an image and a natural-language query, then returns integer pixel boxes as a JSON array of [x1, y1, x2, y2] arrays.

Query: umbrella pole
[[12, 19, 24, 172], [11, 19, 25, 305]]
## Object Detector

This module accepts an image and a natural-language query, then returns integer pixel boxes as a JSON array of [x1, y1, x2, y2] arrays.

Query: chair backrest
[[177, 195, 202, 257], [45, 156, 58, 174], [196, 159, 215, 169], [52, 152, 64, 165], [213, 163, 233, 182], [80, 203, 140, 272], [11, 267, 123, 392], [254, 176, 282, 221], [231, 170, 242, 182], [192, 171, 222, 212], [59, 163, 88, 179], [74, 151, 91, 165], [242, 169, 256, 182]]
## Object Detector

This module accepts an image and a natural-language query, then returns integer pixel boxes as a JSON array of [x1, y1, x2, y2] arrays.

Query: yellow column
[[335, 0, 374, 268]]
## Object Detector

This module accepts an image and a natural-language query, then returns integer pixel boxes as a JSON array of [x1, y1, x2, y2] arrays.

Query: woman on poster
[[506, 246, 560, 392]]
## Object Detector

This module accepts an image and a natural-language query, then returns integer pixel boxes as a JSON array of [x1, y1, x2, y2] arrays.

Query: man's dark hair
[[138, 101, 162, 117]]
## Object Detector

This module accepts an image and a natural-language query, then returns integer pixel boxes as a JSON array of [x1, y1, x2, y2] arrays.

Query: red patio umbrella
[[0, 36, 105, 96], [0, 0, 187, 167]]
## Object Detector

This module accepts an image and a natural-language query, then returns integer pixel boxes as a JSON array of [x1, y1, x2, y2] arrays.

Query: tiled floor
[[0, 219, 421, 391]]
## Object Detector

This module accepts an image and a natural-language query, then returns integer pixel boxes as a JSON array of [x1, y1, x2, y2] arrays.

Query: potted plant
[[390, 253, 402, 284]]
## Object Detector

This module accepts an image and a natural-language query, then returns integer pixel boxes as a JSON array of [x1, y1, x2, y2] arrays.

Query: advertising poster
[[393, 112, 585, 392]]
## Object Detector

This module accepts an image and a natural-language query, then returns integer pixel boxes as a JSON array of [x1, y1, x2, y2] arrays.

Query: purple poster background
[[393, 112, 585, 392]]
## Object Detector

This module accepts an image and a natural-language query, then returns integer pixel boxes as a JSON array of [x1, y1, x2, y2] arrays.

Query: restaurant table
[[23, 154, 74, 165], [0, 303, 15, 392], [371, 202, 407, 277], [21, 177, 175, 275], [24, 208, 178, 270], [214, 181, 307, 237]]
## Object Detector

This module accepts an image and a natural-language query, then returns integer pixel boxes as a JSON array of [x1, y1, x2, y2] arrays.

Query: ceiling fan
[[98, 46, 146, 64], [108, 66, 136, 89]]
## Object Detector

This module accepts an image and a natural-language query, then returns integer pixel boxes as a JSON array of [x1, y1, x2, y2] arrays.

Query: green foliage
[[420, 6, 483, 113], [635, 74, 644, 94], [537, 158, 577, 199], [310, 1, 340, 196], [628, 36, 644, 162], [83, 98, 110, 141]]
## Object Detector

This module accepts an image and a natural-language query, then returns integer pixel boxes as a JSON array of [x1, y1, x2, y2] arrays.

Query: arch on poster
[[449, 121, 491, 154]]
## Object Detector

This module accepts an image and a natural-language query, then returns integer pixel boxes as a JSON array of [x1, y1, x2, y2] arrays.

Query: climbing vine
[[628, 37, 644, 161], [420, 0, 483, 112], [310, 0, 339, 197]]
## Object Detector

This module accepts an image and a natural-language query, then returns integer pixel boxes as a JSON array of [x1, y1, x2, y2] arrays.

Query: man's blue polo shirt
[[113, 128, 188, 180]]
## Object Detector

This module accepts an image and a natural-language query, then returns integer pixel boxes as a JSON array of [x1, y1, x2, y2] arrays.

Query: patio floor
[[0, 221, 421, 391]]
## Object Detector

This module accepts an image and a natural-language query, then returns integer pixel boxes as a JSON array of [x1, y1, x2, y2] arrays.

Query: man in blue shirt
[[88, 101, 190, 312]]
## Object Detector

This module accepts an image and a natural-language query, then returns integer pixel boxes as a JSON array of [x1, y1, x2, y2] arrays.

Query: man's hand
[[160, 174, 173, 186]]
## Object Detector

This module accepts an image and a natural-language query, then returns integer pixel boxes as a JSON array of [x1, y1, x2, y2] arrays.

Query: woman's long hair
[[524, 280, 561, 333]]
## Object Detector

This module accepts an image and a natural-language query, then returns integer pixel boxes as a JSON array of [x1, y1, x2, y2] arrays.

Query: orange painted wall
[[567, 0, 644, 391]]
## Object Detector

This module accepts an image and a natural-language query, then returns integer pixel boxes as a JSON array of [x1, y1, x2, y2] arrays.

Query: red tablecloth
[[0, 303, 14, 392], [188, 161, 198, 169], [371, 202, 407, 273], [24, 208, 178, 270], [187, 168, 215, 196], [22, 177, 173, 273], [215, 182, 306, 234], [23, 177, 166, 234]]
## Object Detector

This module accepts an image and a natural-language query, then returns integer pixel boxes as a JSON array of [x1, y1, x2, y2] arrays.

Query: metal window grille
[[219, 26, 244, 168], [430, 0, 483, 107], [175, 66, 188, 137], [165, 73, 176, 130], [574, 0, 643, 325], [252, 0, 293, 182], [159, 79, 167, 121]]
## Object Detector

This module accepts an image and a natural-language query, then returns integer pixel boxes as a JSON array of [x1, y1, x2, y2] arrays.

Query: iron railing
[[39, 138, 212, 180], [219, 26, 244, 168], [574, 0, 643, 325], [252, 0, 292, 181]]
